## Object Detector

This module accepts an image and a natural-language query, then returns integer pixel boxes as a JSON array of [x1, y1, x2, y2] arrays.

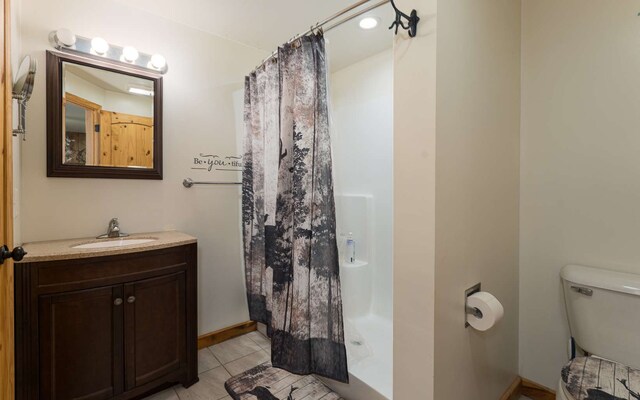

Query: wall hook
[[389, 0, 419, 37]]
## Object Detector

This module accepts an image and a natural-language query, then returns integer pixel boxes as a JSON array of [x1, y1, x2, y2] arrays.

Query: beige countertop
[[18, 231, 197, 263]]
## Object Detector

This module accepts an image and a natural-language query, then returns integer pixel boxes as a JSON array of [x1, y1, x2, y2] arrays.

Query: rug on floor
[[224, 362, 343, 400]]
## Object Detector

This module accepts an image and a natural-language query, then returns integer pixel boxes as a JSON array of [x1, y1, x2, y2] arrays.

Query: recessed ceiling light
[[359, 17, 379, 30], [129, 87, 154, 96]]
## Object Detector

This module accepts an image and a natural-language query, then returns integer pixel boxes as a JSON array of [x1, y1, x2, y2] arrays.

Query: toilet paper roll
[[467, 291, 504, 331]]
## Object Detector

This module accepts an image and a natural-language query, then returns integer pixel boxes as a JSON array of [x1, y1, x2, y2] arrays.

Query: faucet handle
[[97, 217, 127, 239], [106, 218, 122, 238]]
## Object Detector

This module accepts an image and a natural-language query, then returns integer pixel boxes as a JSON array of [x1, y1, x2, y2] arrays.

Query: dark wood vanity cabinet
[[15, 243, 198, 400]]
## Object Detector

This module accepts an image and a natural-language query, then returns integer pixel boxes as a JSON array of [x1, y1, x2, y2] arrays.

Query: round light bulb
[[149, 54, 166, 70], [91, 37, 109, 55], [359, 17, 379, 30], [122, 46, 139, 62], [55, 28, 76, 47]]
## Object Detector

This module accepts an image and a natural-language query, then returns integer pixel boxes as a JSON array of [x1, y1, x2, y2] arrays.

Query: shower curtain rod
[[256, 0, 390, 68]]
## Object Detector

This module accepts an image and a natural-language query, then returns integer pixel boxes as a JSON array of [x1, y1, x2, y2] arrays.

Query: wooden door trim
[[65, 92, 102, 111], [63, 92, 102, 166], [0, 0, 14, 398]]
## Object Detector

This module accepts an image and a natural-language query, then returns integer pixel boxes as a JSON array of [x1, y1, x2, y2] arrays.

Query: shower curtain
[[242, 33, 349, 383]]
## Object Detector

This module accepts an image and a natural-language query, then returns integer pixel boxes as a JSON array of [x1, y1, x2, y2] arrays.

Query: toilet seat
[[560, 356, 640, 400], [556, 380, 574, 400]]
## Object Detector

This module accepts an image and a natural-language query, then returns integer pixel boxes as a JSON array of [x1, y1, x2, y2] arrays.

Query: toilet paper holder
[[465, 283, 483, 327]]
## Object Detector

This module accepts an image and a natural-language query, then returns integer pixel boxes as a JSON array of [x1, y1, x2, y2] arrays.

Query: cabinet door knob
[[114, 298, 123, 306], [127, 296, 136, 304]]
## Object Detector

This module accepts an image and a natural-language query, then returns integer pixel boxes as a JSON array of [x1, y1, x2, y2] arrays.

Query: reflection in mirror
[[62, 63, 154, 168]]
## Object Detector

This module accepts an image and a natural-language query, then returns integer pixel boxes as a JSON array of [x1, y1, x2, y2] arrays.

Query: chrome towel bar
[[183, 178, 242, 188]]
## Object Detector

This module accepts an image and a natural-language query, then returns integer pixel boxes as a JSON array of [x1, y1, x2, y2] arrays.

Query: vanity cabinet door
[[38, 285, 124, 400], [124, 272, 186, 390]]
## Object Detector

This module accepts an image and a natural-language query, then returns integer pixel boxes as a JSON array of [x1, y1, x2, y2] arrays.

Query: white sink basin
[[72, 238, 157, 249]]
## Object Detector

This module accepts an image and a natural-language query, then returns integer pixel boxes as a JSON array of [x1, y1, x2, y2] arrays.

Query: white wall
[[433, 0, 521, 398], [64, 72, 105, 106], [520, 0, 640, 388], [18, 0, 267, 335], [331, 49, 393, 319], [102, 90, 153, 118], [393, 0, 437, 398], [65, 71, 153, 117]]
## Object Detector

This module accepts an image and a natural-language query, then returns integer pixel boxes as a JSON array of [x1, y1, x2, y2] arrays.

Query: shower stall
[[323, 4, 394, 399], [238, 0, 398, 397]]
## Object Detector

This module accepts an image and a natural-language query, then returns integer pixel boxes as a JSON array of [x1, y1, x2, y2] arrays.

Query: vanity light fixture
[[122, 46, 139, 63], [49, 29, 168, 74], [90, 37, 109, 55], [359, 16, 379, 30], [149, 54, 167, 71], [128, 87, 154, 96], [50, 28, 76, 48]]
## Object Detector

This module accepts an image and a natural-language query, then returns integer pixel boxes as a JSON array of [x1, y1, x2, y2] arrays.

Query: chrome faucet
[[97, 218, 129, 239]]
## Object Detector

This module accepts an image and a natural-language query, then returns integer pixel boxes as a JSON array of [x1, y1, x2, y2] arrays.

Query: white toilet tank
[[562, 264, 640, 370]]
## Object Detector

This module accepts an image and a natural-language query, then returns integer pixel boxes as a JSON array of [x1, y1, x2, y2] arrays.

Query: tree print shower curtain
[[242, 34, 349, 383]]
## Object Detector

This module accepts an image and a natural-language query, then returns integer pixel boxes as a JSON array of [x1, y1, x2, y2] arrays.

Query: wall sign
[[191, 153, 243, 172]]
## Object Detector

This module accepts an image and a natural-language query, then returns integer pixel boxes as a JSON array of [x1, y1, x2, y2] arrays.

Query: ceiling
[[66, 64, 154, 95], [113, 0, 393, 71], [324, 4, 394, 71]]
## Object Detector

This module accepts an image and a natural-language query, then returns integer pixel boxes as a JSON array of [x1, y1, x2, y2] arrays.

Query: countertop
[[18, 231, 197, 262]]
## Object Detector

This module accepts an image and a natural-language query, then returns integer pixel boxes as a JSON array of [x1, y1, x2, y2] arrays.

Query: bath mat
[[562, 356, 640, 400], [224, 362, 343, 400]]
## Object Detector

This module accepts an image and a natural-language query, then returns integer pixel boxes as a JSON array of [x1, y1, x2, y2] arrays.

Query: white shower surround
[[328, 49, 394, 399]]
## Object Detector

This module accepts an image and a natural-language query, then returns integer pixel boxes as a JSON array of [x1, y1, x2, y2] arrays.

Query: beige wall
[[393, 0, 437, 399], [433, 0, 521, 398], [17, 0, 267, 335], [394, 0, 521, 397], [520, 0, 640, 387]]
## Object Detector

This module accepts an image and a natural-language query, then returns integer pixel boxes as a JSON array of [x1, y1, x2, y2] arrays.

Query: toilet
[[558, 264, 640, 400]]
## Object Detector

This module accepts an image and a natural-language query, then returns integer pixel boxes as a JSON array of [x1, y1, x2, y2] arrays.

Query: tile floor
[[145, 331, 271, 400], [145, 332, 528, 400]]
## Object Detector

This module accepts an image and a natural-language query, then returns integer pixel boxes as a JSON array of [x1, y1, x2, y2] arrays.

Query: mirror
[[13, 56, 37, 138], [62, 64, 154, 167], [47, 51, 163, 179], [13, 56, 37, 100]]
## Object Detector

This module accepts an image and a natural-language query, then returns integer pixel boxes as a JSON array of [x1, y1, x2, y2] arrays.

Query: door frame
[[0, 0, 14, 398]]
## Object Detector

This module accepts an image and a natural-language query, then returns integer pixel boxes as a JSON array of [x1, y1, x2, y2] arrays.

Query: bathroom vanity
[[14, 231, 198, 400]]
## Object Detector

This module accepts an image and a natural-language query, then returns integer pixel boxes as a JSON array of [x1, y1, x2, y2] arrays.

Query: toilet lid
[[562, 356, 640, 400]]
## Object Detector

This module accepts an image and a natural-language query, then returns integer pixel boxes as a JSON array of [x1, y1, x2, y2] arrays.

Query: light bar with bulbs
[[49, 28, 168, 74]]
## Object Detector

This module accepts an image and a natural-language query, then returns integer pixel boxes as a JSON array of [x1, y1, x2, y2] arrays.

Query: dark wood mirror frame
[[46, 50, 163, 179]]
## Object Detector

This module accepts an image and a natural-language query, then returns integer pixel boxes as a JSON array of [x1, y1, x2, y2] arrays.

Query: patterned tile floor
[[145, 331, 271, 400]]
